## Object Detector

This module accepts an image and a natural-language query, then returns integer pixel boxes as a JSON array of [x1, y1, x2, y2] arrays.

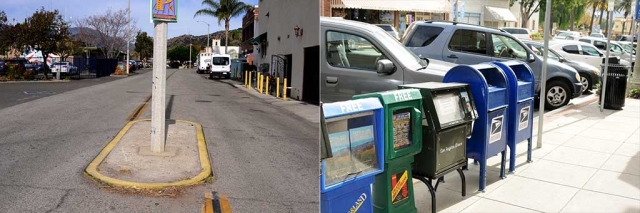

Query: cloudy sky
[[3, 0, 259, 38]]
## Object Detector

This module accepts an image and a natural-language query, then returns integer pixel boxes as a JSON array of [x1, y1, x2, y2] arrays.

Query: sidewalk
[[225, 80, 320, 124], [415, 98, 640, 212]]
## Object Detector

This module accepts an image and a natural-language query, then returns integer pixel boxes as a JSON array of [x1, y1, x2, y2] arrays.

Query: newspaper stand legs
[[413, 168, 466, 213]]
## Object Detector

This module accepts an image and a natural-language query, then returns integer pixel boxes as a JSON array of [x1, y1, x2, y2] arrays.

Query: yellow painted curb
[[85, 119, 213, 189]]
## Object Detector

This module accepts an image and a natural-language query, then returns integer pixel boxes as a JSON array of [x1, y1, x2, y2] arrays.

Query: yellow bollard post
[[283, 78, 287, 101], [265, 76, 269, 95], [244, 71, 248, 86], [276, 77, 280, 98], [248, 71, 252, 89], [259, 74, 263, 93]]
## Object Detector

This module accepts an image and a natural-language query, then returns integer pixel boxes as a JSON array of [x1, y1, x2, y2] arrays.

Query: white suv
[[501, 27, 532, 40]]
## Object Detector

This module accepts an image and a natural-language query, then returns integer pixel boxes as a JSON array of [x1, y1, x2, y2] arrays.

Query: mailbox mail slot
[[491, 61, 535, 173], [443, 63, 510, 192], [321, 98, 385, 213], [399, 82, 478, 213], [353, 89, 423, 213]]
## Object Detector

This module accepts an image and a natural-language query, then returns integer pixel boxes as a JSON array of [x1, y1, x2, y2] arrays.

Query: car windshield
[[371, 28, 428, 69], [212, 57, 229, 65], [376, 25, 393, 31], [621, 44, 636, 54], [557, 32, 577, 37]]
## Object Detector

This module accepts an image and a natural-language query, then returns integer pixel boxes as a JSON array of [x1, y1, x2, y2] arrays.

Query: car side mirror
[[527, 54, 535, 62], [376, 59, 396, 74]]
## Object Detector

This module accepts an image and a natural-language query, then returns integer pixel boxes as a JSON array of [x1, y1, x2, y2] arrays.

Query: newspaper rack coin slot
[[490, 61, 535, 173], [399, 82, 478, 213], [353, 89, 423, 213], [320, 98, 385, 213], [443, 63, 510, 192]]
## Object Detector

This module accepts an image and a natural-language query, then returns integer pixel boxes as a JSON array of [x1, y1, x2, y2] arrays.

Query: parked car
[[0, 60, 4, 75], [501, 27, 532, 40], [589, 33, 605, 39], [577, 37, 634, 59], [209, 54, 231, 79], [403, 21, 583, 109], [616, 35, 637, 43], [320, 17, 455, 103], [135, 61, 143, 69], [50, 62, 79, 76], [2, 58, 33, 76], [522, 40, 600, 94], [549, 40, 632, 69], [553, 31, 581, 40], [374, 24, 400, 40]]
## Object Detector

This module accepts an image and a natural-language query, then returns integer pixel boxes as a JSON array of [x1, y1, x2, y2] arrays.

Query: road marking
[[203, 191, 232, 213]]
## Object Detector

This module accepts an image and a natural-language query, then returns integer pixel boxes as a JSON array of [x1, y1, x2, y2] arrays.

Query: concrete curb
[[0, 80, 71, 83], [85, 119, 213, 189], [544, 94, 599, 122]]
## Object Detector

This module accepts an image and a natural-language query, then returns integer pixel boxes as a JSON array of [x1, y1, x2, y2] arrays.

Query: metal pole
[[126, 0, 130, 75], [601, 9, 614, 112], [631, 0, 640, 89], [627, 9, 636, 97], [453, 0, 459, 22], [151, 22, 168, 153], [189, 32, 192, 69], [537, 0, 552, 148], [198, 21, 210, 48]]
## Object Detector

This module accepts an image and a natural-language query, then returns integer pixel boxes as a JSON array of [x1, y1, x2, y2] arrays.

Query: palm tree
[[194, 0, 251, 54], [587, 0, 600, 35], [615, 0, 633, 34]]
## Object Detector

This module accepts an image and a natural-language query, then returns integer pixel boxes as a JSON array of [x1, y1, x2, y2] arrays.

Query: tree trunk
[[605, 11, 610, 37], [598, 8, 604, 32], [224, 19, 229, 54], [570, 9, 575, 31], [589, 4, 597, 35], [42, 52, 49, 80]]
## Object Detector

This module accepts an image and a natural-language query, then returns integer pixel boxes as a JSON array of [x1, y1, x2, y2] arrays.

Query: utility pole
[[600, 0, 615, 112], [189, 32, 192, 69], [126, 0, 130, 75], [197, 21, 210, 48], [537, 0, 552, 148]]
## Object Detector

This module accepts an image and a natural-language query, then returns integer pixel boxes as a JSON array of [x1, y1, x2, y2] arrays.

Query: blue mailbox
[[321, 98, 385, 213], [490, 61, 535, 173], [443, 63, 509, 192]]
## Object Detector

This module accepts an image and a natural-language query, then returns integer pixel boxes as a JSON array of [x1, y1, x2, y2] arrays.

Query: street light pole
[[189, 32, 192, 69], [601, 0, 615, 112], [537, 0, 552, 148], [126, 0, 130, 75], [197, 21, 210, 48]]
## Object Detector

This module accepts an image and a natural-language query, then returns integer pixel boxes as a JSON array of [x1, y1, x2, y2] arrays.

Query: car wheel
[[579, 74, 592, 94], [544, 80, 571, 110]]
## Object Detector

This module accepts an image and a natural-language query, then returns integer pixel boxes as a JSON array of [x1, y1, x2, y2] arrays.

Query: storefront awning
[[484, 6, 517, 22], [334, 0, 452, 13], [249, 33, 267, 45]]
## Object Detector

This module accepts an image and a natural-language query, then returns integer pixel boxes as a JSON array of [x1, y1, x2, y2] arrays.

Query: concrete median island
[[85, 119, 212, 189]]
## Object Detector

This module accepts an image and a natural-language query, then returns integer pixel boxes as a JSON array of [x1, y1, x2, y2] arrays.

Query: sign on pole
[[635, 0, 640, 22], [152, 0, 178, 22]]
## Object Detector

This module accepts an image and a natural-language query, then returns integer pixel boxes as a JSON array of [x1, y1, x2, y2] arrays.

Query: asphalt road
[[0, 69, 151, 110], [0, 68, 318, 212]]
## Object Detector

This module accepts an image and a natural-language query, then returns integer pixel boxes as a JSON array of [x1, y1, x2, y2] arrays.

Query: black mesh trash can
[[599, 64, 630, 110]]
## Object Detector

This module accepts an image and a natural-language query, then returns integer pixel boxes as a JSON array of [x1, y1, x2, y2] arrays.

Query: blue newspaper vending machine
[[490, 61, 535, 173], [443, 63, 510, 192], [321, 98, 385, 213]]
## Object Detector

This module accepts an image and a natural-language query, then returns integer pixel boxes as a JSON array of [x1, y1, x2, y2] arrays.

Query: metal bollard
[[265, 76, 269, 95], [248, 71, 252, 89], [283, 78, 287, 101], [276, 77, 280, 98], [244, 71, 248, 86]]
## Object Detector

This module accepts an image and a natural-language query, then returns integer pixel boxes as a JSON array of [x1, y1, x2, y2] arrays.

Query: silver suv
[[320, 17, 455, 103], [402, 21, 583, 110]]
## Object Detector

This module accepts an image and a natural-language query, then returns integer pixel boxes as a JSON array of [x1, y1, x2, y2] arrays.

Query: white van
[[197, 53, 212, 74], [209, 54, 231, 79]]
